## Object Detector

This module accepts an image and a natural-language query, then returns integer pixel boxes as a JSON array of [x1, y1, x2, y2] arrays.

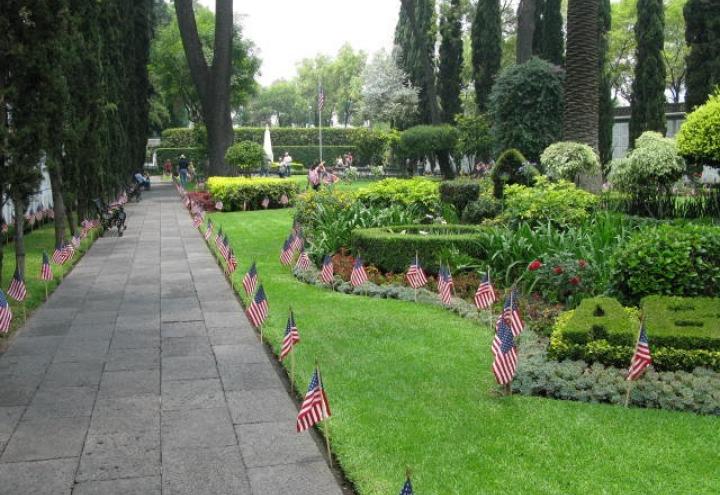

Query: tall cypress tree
[[438, 0, 463, 122], [598, 0, 614, 166], [541, 0, 565, 65], [684, 0, 720, 110], [629, 0, 666, 145], [472, 0, 502, 112]]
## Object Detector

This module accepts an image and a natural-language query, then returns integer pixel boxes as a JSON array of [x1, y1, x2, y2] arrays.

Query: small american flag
[[63, 241, 75, 262], [627, 324, 652, 381], [280, 310, 300, 360], [0, 289, 12, 333], [7, 269, 27, 302], [400, 478, 414, 495], [204, 220, 213, 241], [295, 250, 311, 271], [220, 235, 231, 261], [183, 196, 190, 209], [40, 252, 53, 281], [52, 242, 65, 264], [406, 255, 427, 289], [291, 233, 304, 253], [280, 238, 294, 266], [227, 248, 238, 274], [320, 255, 334, 284], [215, 227, 224, 249], [243, 262, 258, 296], [474, 272, 497, 310], [261, 197, 270, 209], [499, 289, 524, 337], [492, 316, 518, 385], [192, 215, 202, 228], [350, 257, 368, 287], [246, 285, 268, 328], [437, 265, 453, 305], [296, 368, 331, 432], [71, 235, 81, 248]]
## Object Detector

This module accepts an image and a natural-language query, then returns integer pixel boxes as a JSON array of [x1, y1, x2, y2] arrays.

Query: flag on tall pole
[[350, 257, 368, 287], [40, 252, 53, 281], [318, 81, 324, 162], [296, 368, 331, 432], [627, 323, 652, 381], [491, 316, 518, 385], [474, 271, 497, 310], [246, 285, 268, 328], [320, 255, 334, 285], [280, 310, 300, 361], [7, 269, 27, 302], [437, 264, 453, 305], [243, 262, 258, 296], [0, 289, 12, 333], [499, 289, 524, 337], [405, 255, 427, 289]]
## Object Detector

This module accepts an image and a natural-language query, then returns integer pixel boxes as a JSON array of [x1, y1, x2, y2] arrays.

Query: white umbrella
[[263, 125, 274, 163]]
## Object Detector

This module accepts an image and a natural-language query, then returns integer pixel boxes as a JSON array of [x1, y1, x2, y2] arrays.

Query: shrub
[[276, 146, 356, 168], [676, 91, 720, 169], [439, 180, 481, 213], [454, 114, 493, 162], [528, 253, 598, 306], [610, 224, 720, 303], [540, 141, 601, 182], [351, 128, 398, 166], [351, 224, 490, 273], [397, 125, 459, 179], [161, 127, 361, 150], [225, 141, 266, 176], [502, 176, 599, 228], [161, 128, 198, 148], [268, 163, 306, 175], [207, 177, 299, 211], [460, 197, 500, 224], [294, 189, 355, 228], [491, 148, 536, 198], [355, 178, 441, 215], [642, 296, 720, 351], [489, 57, 565, 162]]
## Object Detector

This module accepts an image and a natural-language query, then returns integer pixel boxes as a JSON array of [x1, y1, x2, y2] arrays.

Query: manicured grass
[[1, 224, 97, 338], [209, 208, 719, 495], [288, 174, 381, 193]]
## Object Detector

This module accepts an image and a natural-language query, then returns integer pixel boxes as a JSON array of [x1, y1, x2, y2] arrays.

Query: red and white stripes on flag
[[204, 220, 213, 241], [7, 269, 27, 302], [63, 241, 75, 262], [280, 311, 300, 361], [246, 285, 268, 328], [296, 368, 331, 432], [219, 235, 231, 261], [350, 257, 368, 287], [627, 324, 652, 381], [320, 255, 334, 285], [474, 272, 497, 310], [318, 86, 325, 112], [291, 233, 304, 253], [0, 289, 12, 333], [280, 238, 294, 266], [437, 265, 453, 305], [499, 289, 524, 337], [295, 250, 311, 271], [40, 252, 53, 281], [192, 215, 202, 228], [405, 255, 427, 289], [492, 316, 518, 385], [52, 243, 66, 265], [227, 248, 238, 274], [243, 262, 258, 296]]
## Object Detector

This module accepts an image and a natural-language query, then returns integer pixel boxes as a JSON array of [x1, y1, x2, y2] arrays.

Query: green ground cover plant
[[207, 177, 299, 211]]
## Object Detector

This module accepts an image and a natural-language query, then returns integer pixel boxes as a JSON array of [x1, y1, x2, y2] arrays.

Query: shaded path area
[[0, 182, 342, 494]]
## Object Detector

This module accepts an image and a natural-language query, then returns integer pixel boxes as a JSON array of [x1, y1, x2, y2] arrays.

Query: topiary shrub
[[460, 197, 501, 224], [540, 141, 601, 183], [207, 177, 298, 211], [676, 91, 720, 170], [610, 224, 720, 303], [439, 180, 481, 214], [225, 141, 266, 176], [351, 128, 398, 166], [397, 125, 459, 179], [489, 57, 565, 162], [355, 177, 441, 216], [491, 148, 537, 198]]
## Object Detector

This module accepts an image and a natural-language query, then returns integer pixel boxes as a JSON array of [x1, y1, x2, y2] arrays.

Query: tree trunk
[[516, 0, 537, 64], [12, 196, 26, 278], [48, 164, 67, 246], [437, 151, 456, 180], [174, 0, 234, 176]]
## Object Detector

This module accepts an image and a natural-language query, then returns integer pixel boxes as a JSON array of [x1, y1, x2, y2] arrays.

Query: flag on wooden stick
[[491, 316, 518, 385], [499, 289, 524, 337], [243, 262, 258, 296], [295, 250, 311, 271], [7, 269, 27, 302], [296, 368, 331, 432], [627, 324, 652, 381], [246, 285, 268, 328], [280, 238, 294, 266], [399, 477, 414, 495], [320, 255, 334, 284], [204, 219, 213, 241], [405, 255, 427, 289], [0, 290, 12, 333], [474, 272, 497, 310], [52, 242, 66, 265], [437, 265, 453, 305], [40, 252, 53, 281], [227, 248, 238, 274], [350, 257, 368, 287], [280, 310, 300, 360]]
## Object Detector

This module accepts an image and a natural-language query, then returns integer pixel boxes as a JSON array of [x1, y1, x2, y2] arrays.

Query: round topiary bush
[[491, 148, 538, 198], [489, 57, 565, 162], [461, 197, 501, 224], [676, 91, 720, 169], [225, 141, 266, 176], [540, 141, 601, 183]]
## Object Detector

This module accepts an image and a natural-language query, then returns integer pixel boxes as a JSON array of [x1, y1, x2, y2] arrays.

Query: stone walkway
[[0, 182, 344, 494]]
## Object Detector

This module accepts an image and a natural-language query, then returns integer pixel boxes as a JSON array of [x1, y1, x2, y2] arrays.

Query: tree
[[663, 0, 689, 104], [516, 0, 537, 63], [438, 0, 464, 123], [246, 80, 307, 127], [564, 0, 600, 151], [472, 0, 503, 112], [533, 0, 564, 65], [361, 50, 419, 128], [629, 0, 666, 146], [684, 0, 720, 110], [174, 0, 237, 176], [599, 0, 615, 165]]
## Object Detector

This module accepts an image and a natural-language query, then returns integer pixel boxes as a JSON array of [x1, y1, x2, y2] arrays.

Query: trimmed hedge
[[354, 177, 441, 215], [642, 296, 720, 351], [276, 146, 356, 167], [155, 148, 206, 167], [161, 127, 362, 148], [439, 179, 481, 213], [351, 224, 490, 273], [207, 177, 299, 211]]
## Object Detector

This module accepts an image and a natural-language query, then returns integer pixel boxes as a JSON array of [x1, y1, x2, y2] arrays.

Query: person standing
[[280, 152, 292, 178], [163, 159, 172, 181], [178, 154, 189, 187]]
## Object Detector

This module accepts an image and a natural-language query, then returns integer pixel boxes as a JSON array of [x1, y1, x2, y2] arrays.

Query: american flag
[[318, 86, 325, 112], [219, 235, 231, 261], [40, 252, 53, 281], [214, 226, 223, 248], [243, 262, 258, 296], [192, 215, 202, 228], [492, 316, 518, 385], [52, 242, 66, 265], [296, 368, 331, 432], [35, 207, 44, 223], [437, 265, 453, 305], [71, 235, 81, 248], [291, 233, 304, 253], [227, 248, 238, 274], [474, 272, 497, 310], [350, 257, 368, 287], [0, 289, 12, 333], [320, 255, 334, 284], [261, 197, 270, 209], [246, 285, 268, 328], [280, 238, 294, 266], [627, 324, 652, 381], [498, 289, 524, 337], [295, 250, 311, 271], [183, 195, 190, 209], [7, 269, 27, 302], [204, 220, 213, 241], [405, 255, 427, 289], [400, 478, 414, 495], [63, 241, 75, 262], [279, 310, 300, 360]]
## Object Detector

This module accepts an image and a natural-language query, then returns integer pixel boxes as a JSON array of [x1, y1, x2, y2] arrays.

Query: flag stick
[[290, 349, 296, 390], [259, 322, 264, 344], [504, 383, 512, 397], [414, 251, 419, 303], [22, 301, 26, 323], [624, 383, 633, 408], [625, 316, 644, 407], [60, 262, 64, 282], [316, 360, 332, 467]]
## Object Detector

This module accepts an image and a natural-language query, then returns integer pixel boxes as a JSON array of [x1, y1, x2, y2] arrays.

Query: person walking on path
[[178, 154, 189, 187]]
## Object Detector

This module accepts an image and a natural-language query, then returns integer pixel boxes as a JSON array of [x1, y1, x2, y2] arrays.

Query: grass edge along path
[[203, 208, 718, 495]]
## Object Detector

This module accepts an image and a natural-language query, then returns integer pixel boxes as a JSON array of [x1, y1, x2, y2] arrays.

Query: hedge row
[[351, 224, 490, 273], [276, 146, 356, 167], [160, 127, 362, 148], [207, 177, 299, 211], [155, 148, 206, 167]]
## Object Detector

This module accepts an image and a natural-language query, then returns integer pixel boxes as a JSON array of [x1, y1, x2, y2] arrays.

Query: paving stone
[[0, 458, 77, 495], [161, 408, 236, 450], [99, 369, 160, 398], [105, 348, 160, 371], [0, 379, 40, 407], [1, 416, 90, 461], [43, 360, 104, 388], [3, 336, 64, 357], [115, 315, 160, 331], [213, 344, 268, 367], [0, 406, 25, 445], [162, 378, 225, 411], [110, 330, 160, 350], [207, 327, 258, 346], [73, 476, 161, 495], [24, 386, 96, 418], [76, 431, 160, 481], [162, 355, 218, 381], [247, 461, 342, 495], [236, 421, 323, 468], [203, 312, 242, 328], [53, 339, 110, 363], [74, 310, 118, 325], [161, 336, 212, 357], [226, 389, 298, 425], [162, 445, 250, 495], [218, 362, 283, 392], [161, 321, 206, 338]]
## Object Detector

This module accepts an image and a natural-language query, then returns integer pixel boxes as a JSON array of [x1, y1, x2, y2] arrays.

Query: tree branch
[[174, 0, 210, 101]]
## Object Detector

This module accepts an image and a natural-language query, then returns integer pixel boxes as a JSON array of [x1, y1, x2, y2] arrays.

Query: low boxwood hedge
[[207, 177, 299, 211], [642, 296, 720, 351], [350, 224, 490, 273]]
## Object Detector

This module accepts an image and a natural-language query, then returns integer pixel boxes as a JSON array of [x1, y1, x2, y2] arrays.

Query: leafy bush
[[676, 92, 720, 168], [491, 148, 537, 198], [527, 253, 598, 306], [225, 141, 265, 176], [155, 148, 206, 168], [610, 224, 720, 303], [397, 125, 459, 179], [351, 224, 491, 273], [351, 128, 398, 166], [454, 114, 493, 162], [460, 197, 500, 224], [161, 128, 200, 148], [294, 189, 355, 228], [502, 176, 599, 229], [540, 141, 601, 182], [277, 146, 356, 168], [489, 57, 565, 162], [207, 177, 299, 211], [355, 178, 441, 215], [642, 296, 720, 351], [439, 180, 481, 213]]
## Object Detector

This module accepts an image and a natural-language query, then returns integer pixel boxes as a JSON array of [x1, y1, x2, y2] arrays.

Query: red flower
[[569, 276, 581, 286], [578, 259, 588, 269], [528, 259, 542, 271], [552, 266, 564, 275]]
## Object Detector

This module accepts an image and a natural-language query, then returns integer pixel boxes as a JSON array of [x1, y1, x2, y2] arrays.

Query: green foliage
[[439, 180, 481, 214], [471, 0, 503, 111], [684, 0, 720, 110], [155, 148, 206, 167], [161, 128, 201, 148], [244, 80, 307, 127], [491, 148, 535, 198], [454, 114, 493, 162], [489, 57, 565, 161], [275, 146, 356, 168], [534, 0, 565, 65], [610, 224, 720, 302], [351, 225, 491, 273], [397, 125, 459, 178], [460, 197, 501, 224], [528, 253, 599, 306], [643, 296, 720, 351], [206, 177, 298, 211], [351, 128, 398, 166], [355, 177, 441, 215], [438, 0, 464, 123], [540, 142, 601, 182], [676, 92, 720, 167], [161, 127, 362, 147], [224, 141, 265, 176]]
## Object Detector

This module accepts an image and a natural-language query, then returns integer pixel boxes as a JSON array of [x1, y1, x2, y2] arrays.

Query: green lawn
[[210, 208, 719, 495], [288, 174, 381, 193]]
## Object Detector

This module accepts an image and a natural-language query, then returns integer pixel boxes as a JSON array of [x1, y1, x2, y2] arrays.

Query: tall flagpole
[[318, 78, 324, 163]]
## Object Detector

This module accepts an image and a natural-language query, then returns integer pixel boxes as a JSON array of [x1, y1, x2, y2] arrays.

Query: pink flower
[[552, 266, 564, 275], [528, 259, 542, 271]]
